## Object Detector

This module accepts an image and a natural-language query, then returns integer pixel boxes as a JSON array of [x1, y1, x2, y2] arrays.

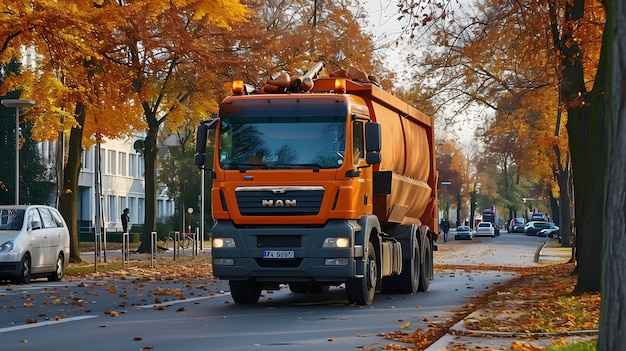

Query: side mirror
[[365, 122, 381, 165], [194, 118, 220, 168], [365, 122, 381, 152]]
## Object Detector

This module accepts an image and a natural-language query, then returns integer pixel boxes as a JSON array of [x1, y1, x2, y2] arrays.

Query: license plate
[[263, 250, 294, 259]]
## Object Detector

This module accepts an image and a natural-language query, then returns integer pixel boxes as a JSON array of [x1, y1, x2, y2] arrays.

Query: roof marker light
[[334, 79, 346, 93], [232, 80, 244, 95]]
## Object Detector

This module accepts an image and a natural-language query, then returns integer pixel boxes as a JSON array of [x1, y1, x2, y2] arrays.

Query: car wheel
[[15, 254, 31, 284], [48, 253, 65, 281]]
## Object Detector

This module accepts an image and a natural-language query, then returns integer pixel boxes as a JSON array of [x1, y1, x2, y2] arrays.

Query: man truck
[[195, 63, 439, 305]]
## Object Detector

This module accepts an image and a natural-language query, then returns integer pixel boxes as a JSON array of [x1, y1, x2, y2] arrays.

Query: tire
[[48, 253, 65, 281], [346, 242, 377, 305], [15, 254, 31, 284], [419, 238, 433, 292], [181, 238, 193, 249], [229, 279, 262, 304], [396, 240, 420, 294]]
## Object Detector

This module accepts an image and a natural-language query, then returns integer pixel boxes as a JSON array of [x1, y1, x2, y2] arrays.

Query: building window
[[107, 195, 117, 223], [82, 148, 94, 171], [108, 150, 116, 175], [130, 197, 137, 222], [138, 198, 145, 223], [119, 152, 127, 177], [129, 154, 137, 178]]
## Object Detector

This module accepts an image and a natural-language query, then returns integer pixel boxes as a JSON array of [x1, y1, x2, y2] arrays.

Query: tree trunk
[[599, 0, 626, 348], [137, 103, 162, 253], [560, 0, 603, 293], [60, 102, 85, 263]]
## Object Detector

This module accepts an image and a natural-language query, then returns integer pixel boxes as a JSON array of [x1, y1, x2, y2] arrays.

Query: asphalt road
[[0, 231, 546, 351]]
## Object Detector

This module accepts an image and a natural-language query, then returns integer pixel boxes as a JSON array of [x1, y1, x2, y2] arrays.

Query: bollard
[[122, 232, 130, 268], [174, 231, 180, 260], [94, 231, 101, 272], [150, 231, 157, 267]]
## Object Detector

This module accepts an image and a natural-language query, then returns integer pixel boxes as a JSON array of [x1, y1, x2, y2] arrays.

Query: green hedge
[[79, 232, 140, 243]]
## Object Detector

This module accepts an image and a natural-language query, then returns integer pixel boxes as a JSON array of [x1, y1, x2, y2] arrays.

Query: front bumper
[[211, 220, 360, 283]]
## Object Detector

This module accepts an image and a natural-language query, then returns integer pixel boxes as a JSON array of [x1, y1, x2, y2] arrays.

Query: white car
[[475, 222, 495, 237], [0, 205, 70, 283]]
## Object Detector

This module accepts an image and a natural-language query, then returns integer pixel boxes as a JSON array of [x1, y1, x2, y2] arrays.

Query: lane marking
[[137, 293, 231, 309], [0, 315, 98, 334]]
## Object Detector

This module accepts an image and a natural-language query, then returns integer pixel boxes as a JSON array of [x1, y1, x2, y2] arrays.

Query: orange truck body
[[195, 71, 438, 305]]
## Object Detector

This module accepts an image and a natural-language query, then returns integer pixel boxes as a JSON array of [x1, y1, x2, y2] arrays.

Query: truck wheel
[[419, 238, 433, 292], [397, 239, 420, 294], [229, 280, 262, 304], [346, 242, 377, 305]]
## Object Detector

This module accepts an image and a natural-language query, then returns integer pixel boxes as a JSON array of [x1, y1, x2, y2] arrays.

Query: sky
[[361, 0, 412, 82], [361, 0, 481, 147]]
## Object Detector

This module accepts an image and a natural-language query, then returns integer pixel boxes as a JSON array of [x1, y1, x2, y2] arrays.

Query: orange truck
[[195, 63, 438, 305]]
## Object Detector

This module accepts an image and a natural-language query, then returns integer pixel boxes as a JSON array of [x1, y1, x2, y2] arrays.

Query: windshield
[[0, 209, 25, 230], [218, 116, 347, 170]]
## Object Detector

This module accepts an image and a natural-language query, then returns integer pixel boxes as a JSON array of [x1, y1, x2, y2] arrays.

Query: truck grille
[[235, 187, 323, 216]]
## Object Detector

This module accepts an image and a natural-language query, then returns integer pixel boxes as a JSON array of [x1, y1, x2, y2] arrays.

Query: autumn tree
[[221, 0, 394, 90], [1, 1, 145, 262], [398, 0, 605, 288], [93, 1, 253, 253]]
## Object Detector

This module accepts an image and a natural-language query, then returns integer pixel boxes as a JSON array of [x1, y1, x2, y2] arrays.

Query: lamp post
[[187, 207, 193, 234], [1, 99, 35, 205]]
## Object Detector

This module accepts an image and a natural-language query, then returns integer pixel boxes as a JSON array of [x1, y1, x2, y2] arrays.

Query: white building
[[39, 137, 176, 236]]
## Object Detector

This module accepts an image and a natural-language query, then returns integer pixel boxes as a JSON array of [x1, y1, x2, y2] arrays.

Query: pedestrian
[[121, 208, 130, 233], [441, 219, 450, 242]]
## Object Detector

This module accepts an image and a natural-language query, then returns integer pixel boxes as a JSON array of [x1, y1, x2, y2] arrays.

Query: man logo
[[262, 199, 296, 207]]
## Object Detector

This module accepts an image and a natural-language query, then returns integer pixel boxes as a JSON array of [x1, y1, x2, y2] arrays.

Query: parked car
[[537, 223, 560, 238], [524, 221, 553, 236], [475, 222, 495, 237], [0, 205, 70, 283], [508, 218, 525, 233], [455, 225, 473, 240]]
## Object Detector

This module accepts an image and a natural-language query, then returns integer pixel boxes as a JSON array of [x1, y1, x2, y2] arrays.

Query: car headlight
[[323, 237, 350, 248], [212, 238, 236, 248], [0, 241, 15, 252]]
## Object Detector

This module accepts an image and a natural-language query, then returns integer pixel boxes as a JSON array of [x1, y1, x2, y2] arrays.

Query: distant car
[[475, 222, 495, 237], [537, 223, 560, 238], [524, 221, 553, 236], [0, 205, 70, 283], [508, 218, 525, 233], [530, 212, 547, 222], [455, 225, 473, 240]]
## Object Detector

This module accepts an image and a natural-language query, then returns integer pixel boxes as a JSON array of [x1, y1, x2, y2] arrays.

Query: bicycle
[[163, 233, 194, 250]]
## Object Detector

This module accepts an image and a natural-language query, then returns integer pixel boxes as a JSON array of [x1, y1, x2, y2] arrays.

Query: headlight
[[323, 237, 350, 248], [212, 238, 236, 248], [0, 241, 15, 252]]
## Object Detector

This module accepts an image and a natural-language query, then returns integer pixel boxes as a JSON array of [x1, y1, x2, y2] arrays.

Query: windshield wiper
[[270, 163, 326, 170], [222, 162, 270, 170]]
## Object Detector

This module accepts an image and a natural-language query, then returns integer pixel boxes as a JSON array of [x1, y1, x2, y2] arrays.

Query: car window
[[28, 208, 43, 230], [49, 209, 65, 227], [38, 207, 56, 229], [0, 209, 25, 230], [478, 223, 490, 228]]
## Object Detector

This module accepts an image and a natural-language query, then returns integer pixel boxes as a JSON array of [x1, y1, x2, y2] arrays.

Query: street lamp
[[1, 99, 36, 205], [187, 207, 193, 234]]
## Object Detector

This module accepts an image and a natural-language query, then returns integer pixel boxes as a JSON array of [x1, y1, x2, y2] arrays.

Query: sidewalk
[[425, 238, 597, 351]]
